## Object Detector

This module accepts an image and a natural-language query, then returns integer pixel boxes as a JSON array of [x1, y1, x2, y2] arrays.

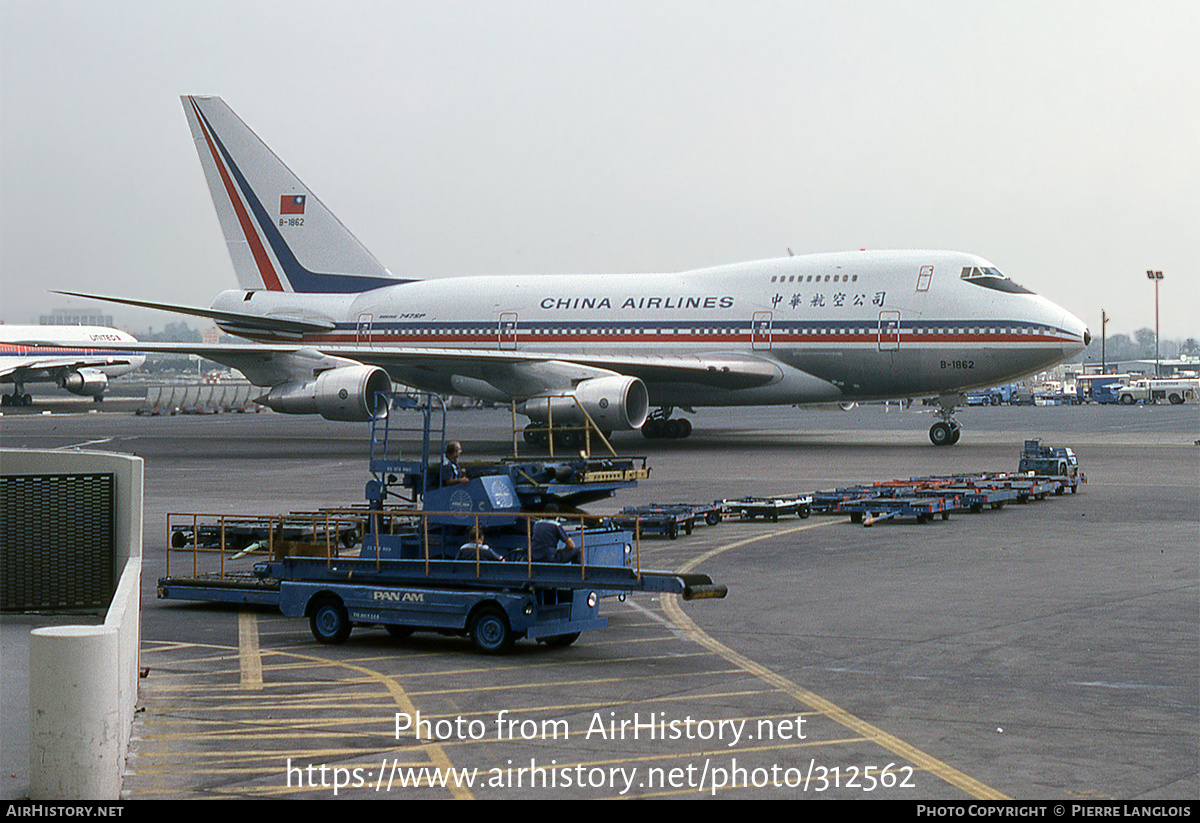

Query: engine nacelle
[[520, 376, 649, 431], [263, 365, 392, 421], [60, 369, 108, 397]]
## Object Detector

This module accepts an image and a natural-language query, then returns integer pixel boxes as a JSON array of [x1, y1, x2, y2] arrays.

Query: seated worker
[[529, 519, 581, 564], [440, 441, 470, 487], [457, 525, 505, 561]]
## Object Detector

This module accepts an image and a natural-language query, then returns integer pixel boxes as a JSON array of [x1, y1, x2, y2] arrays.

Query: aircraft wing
[[43, 340, 781, 395], [0, 355, 142, 382], [345, 347, 781, 392]]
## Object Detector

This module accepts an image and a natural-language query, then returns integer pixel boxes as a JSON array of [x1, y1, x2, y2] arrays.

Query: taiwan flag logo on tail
[[280, 194, 306, 215]]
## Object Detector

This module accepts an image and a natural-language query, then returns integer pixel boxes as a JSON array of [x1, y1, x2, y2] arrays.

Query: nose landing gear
[[929, 420, 961, 446], [929, 393, 965, 446]]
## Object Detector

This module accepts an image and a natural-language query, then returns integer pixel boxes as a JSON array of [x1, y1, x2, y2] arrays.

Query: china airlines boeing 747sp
[[57, 96, 1090, 445]]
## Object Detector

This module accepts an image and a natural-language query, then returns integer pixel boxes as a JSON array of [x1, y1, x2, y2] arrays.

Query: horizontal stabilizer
[[52, 290, 334, 337]]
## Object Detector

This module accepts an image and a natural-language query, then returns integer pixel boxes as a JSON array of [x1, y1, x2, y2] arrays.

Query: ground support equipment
[[618, 502, 721, 538], [721, 495, 813, 522], [837, 495, 953, 526]]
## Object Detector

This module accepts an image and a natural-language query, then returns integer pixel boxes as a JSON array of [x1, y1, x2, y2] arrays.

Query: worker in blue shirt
[[529, 519, 580, 563]]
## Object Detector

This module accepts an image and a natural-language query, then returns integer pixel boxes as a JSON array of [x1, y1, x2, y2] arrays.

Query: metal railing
[[165, 508, 648, 584], [510, 396, 619, 458]]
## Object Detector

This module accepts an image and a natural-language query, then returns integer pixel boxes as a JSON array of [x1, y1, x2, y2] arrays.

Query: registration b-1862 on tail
[[59, 95, 1090, 445]]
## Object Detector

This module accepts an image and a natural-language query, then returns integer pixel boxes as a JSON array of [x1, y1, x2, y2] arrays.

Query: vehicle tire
[[1119, 394, 1135, 405], [929, 421, 954, 446], [469, 606, 514, 654], [384, 624, 413, 639], [704, 511, 721, 526], [667, 522, 678, 539], [1168, 394, 1183, 405], [850, 512, 864, 524], [799, 504, 811, 519], [541, 632, 580, 648], [310, 597, 352, 645]]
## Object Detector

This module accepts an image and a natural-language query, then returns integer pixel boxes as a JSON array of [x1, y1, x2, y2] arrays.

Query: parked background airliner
[[0, 326, 144, 406], [57, 96, 1090, 445]]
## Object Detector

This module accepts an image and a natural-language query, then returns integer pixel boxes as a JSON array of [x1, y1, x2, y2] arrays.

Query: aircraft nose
[[1058, 308, 1090, 355]]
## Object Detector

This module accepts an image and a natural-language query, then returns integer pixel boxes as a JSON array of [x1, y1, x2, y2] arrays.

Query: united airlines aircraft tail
[[182, 95, 408, 294]]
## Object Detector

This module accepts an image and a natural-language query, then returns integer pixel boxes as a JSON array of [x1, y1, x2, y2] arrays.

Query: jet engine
[[262, 365, 392, 421], [60, 369, 108, 398], [520, 376, 649, 431]]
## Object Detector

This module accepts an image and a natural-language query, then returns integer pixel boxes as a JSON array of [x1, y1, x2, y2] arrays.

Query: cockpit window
[[960, 266, 1034, 294]]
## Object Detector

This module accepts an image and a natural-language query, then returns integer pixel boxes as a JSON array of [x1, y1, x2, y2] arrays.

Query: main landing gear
[[929, 393, 964, 447], [2, 386, 33, 407], [640, 407, 692, 440]]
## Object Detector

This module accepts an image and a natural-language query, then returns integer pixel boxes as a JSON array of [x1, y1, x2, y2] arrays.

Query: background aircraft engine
[[59, 368, 108, 397], [263, 365, 392, 421], [521, 376, 650, 431]]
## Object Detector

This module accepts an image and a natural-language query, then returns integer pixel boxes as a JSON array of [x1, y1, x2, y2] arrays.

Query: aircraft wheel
[[469, 606, 514, 655], [948, 424, 961, 445], [929, 421, 955, 446], [1, 395, 9, 407], [641, 418, 663, 439], [677, 418, 692, 438], [663, 419, 682, 439], [310, 596, 352, 645]]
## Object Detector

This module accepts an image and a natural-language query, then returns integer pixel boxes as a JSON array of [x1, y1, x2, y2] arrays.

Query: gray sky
[[2, 0, 1196, 340]]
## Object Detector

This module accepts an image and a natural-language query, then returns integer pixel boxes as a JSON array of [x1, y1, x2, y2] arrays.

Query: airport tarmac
[[2, 402, 1197, 800]]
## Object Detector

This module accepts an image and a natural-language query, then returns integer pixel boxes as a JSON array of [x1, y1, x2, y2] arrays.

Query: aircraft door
[[752, 311, 772, 350], [878, 311, 900, 351], [498, 312, 518, 350], [357, 313, 373, 346]]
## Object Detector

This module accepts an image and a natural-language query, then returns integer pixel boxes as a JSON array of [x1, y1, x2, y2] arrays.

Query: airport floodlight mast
[[1101, 310, 1108, 374], [1146, 270, 1163, 378]]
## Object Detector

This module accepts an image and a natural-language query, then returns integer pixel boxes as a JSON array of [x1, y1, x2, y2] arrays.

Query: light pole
[[1146, 271, 1163, 378], [1101, 310, 1108, 374]]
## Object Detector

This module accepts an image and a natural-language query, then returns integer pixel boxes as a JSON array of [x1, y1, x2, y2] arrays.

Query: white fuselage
[[0, 326, 144, 397], [210, 250, 1089, 406]]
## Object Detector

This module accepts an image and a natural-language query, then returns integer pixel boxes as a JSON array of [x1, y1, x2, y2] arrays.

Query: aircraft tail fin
[[182, 95, 409, 294]]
